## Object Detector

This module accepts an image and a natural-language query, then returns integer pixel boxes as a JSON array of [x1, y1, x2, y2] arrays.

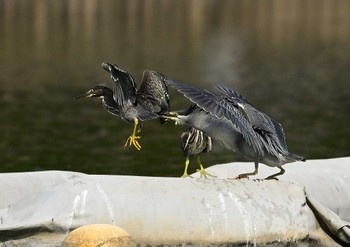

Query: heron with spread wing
[[76, 62, 170, 151], [163, 79, 305, 179]]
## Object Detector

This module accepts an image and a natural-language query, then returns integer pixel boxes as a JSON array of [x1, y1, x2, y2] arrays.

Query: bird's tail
[[286, 152, 306, 162]]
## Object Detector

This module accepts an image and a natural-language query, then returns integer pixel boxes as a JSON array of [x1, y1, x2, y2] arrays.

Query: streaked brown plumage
[[179, 126, 215, 178]]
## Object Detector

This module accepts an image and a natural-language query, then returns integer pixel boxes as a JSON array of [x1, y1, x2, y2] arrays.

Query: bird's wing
[[103, 102, 120, 117], [215, 84, 273, 130], [101, 62, 137, 108], [166, 79, 265, 155], [137, 71, 170, 114], [269, 118, 288, 150], [126, 106, 159, 122], [102, 95, 121, 116], [215, 84, 289, 154], [215, 84, 249, 104]]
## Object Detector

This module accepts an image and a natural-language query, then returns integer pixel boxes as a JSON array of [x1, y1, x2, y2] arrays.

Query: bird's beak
[[101, 62, 112, 72], [160, 112, 180, 125], [74, 89, 94, 99]]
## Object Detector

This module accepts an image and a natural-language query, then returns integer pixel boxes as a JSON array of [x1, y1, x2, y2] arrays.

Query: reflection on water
[[0, 0, 349, 176]]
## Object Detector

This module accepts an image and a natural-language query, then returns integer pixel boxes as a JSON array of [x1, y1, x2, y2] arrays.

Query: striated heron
[[163, 79, 305, 179], [76, 62, 170, 150], [180, 126, 215, 178]]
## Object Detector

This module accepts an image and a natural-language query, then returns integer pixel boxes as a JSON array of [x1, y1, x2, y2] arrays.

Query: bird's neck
[[102, 95, 117, 108]]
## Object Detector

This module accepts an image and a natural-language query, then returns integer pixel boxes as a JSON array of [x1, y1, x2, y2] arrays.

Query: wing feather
[[138, 71, 170, 114], [166, 79, 265, 155], [216, 84, 289, 155], [101, 62, 137, 109]]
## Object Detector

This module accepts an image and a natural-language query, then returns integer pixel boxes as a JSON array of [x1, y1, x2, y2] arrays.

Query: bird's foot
[[264, 175, 279, 180], [196, 167, 216, 179], [124, 135, 141, 151], [181, 172, 193, 178], [233, 169, 259, 179], [233, 174, 250, 180]]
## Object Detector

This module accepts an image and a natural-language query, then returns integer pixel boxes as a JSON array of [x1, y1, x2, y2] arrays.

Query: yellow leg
[[124, 118, 142, 151], [181, 157, 192, 178], [196, 156, 216, 179]]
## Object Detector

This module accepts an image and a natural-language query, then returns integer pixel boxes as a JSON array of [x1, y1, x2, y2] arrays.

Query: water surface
[[0, 0, 349, 176]]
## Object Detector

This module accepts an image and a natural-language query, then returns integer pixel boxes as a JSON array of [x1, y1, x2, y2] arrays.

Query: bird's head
[[75, 85, 111, 99]]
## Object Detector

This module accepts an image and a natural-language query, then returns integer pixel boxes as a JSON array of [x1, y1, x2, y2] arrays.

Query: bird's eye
[[93, 89, 103, 96]]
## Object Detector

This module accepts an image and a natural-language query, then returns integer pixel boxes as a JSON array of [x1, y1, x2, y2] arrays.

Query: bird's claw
[[234, 174, 250, 180], [181, 173, 193, 178], [196, 167, 216, 179], [124, 135, 142, 151]]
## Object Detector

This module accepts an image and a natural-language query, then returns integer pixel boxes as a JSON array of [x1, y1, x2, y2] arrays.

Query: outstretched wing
[[101, 62, 137, 108], [215, 84, 249, 104], [137, 70, 170, 114], [215, 84, 288, 154], [166, 79, 265, 155]]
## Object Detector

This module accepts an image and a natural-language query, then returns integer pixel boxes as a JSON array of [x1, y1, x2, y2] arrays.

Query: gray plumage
[[165, 79, 305, 179], [101, 62, 170, 123], [76, 62, 170, 150]]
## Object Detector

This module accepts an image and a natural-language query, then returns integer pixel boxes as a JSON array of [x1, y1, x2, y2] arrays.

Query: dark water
[[0, 0, 349, 176]]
